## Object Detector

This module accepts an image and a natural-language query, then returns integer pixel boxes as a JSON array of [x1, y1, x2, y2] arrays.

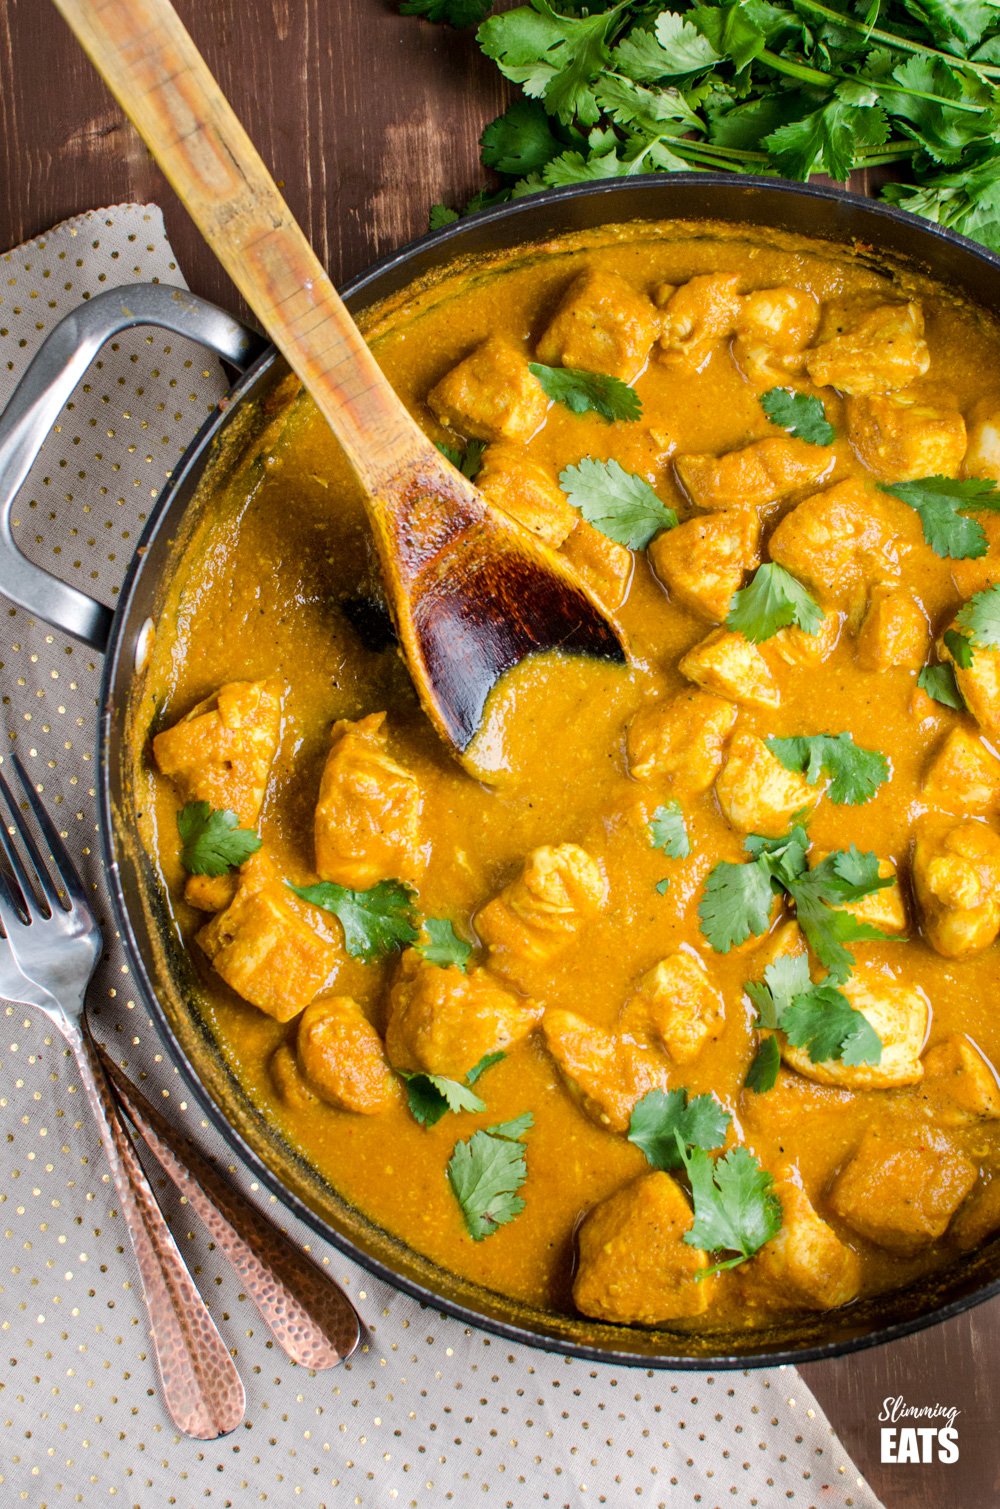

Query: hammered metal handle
[[102, 1053, 362, 1369], [69, 1024, 246, 1436]]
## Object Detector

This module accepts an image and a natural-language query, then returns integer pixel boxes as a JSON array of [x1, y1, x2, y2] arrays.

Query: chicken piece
[[295, 997, 396, 1114], [737, 286, 821, 352], [924, 727, 1000, 815], [920, 1035, 1000, 1126], [573, 1172, 713, 1324], [153, 677, 286, 827], [476, 843, 607, 991], [559, 520, 633, 611], [715, 732, 819, 837], [804, 301, 930, 395], [780, 967, 927, 1090], [385, 949, 541, 1079], [951, 1177, 1000, 1250], [913, 818, 1000, 957], [657, 272, 742, 370], [197, 862, 341, 1023], [952, 513, 1000, 598], [625, 690, 738, 797], [846, 393, 966, 483], [427, 336, 549, 443], [810, 852, 907, 936], [942, 630, 1000, 743], [183, 872, 239, 913], [678, 630, 781, 710], [828, 1131, 977, 1252], [963, 408, 1000, 481], [620, 951, 724, 1064], [476, 444, 577, 547], [270, 1043, 319, 1111], [314, 712, 425, 889], [855, 585, 929, 672], [542, 1010, 669, 1133], [648, 509, 760, 622], [674, 437, 835, 514], [536, 269, 659, 382], [768, 479, 920, 616], [763, 610, 841, 669], [752, 1166, 861, 1311]]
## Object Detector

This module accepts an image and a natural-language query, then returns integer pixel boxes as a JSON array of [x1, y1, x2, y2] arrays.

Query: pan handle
[[0, 283, 264, 653]]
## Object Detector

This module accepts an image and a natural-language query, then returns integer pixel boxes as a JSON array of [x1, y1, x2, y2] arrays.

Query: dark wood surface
[[0, 3, 994, 1502]]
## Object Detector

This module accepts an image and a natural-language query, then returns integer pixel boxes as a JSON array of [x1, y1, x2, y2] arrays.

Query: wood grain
[[3, 1, 998, 1501]]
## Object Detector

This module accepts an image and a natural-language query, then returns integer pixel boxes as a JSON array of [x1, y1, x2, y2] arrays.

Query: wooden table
[[1, 3, 996, 1502]]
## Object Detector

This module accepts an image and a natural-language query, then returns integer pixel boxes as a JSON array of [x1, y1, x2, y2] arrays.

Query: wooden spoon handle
[[51, 0, 430, 494]]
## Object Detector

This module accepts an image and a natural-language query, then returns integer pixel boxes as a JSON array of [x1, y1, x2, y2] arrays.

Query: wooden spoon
[[52, 0, 627, 759]]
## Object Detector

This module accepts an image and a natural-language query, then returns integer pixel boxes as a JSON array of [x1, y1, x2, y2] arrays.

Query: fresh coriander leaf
[[401, 1073, 487, 1128], [447, 1126, 528, 1239], [744, 825, 810, 888], [956, 582, 1000, 648], [726, 563, 824, 643], [417, 917, 473, 971], [614, 12, 720, 82], [559, 456, 674, 547], [879, 476, 1000, 560], [480, 99, 562, 176], [628, 1088, 731, 1170], [486, 1113, 533, 1140], [917, 663, 966, 710], [290, 879, 419, 962], [656, 877, 671, 895], [435, 437, 485, 480], [478, 4, 620, 128], [531, 363, 642, 423], [764, 93, 888, 182], [176, 802, 261, 877], [648, 800, 690, 859], [745, 1035, 781, 1093], [787, 849, 894, 982], [428, 203, 460, 230], [401, 0, 493, 23], [781, 983, 883, 1066], [689, 2, 766, 71], [944, 627, 975, 668], [765, 732, 890, 805], [699, 857, 775, 954], [680, 1143, 782, 1274], [466, 1050, 505, 1087], [745, 952, 813, 1030], [759, 387, 835, 445]]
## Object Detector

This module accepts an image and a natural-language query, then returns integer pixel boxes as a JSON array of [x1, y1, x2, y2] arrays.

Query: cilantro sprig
[[177, 802, 261, 876], [291, 878, 419, 962], [648, 800, 690, 860], [401, 1050, 504, 1128], [559, 457, 675, 548], [746, 953, 882, 1068], [406, 4, 1000, 259], [627, 1088, 730, 1170], [879, 476, 1000, 560], [529, 363, 642, 423], [436, 437, 485, 480], [744, 1034, 781, 1094], [917, 663, 966, 710], [955, 582, 1000, 648], [447, 1115, 532, 1240], [759, 388, 835, 446], [699, 827, 894, 981], [765, 732, 890, 806], [726, 563, 823, 644], [415, 917, 473, 971]]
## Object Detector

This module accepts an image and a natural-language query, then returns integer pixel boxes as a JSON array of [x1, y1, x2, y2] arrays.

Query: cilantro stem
[[758, 47, 993, 115], [791, 0, 1000, 80], [758, 48, 830, 88]]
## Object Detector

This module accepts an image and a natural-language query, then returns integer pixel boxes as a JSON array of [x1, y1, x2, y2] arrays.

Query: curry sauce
[[139, 220, 1000, 1332]]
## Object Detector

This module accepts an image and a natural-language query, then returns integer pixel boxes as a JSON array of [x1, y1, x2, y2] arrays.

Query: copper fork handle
[[68, 1023, 246, 1437], [102, 1053, 362, 1369]]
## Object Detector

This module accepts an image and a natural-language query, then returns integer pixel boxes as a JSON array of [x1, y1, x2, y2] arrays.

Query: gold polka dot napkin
[[0, 206, 882, 1508]]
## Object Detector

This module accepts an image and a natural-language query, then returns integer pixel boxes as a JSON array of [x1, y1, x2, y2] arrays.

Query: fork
[[0, 753, 246, 1438]]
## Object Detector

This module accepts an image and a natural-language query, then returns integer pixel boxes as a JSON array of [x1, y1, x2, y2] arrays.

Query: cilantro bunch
[[408, 1, 1000, 255]]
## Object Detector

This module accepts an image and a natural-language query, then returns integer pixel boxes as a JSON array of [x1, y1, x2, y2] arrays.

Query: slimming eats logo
[[879, 1396, 960, 1463]]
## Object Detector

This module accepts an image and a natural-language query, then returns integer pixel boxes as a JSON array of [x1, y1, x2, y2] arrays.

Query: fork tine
[[0, 853, 29, 938], [9, 755, 88, 913], [0, 764, 52, 917]]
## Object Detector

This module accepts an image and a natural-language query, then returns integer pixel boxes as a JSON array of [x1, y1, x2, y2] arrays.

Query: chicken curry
[[139, 219, 1000, 1334]]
